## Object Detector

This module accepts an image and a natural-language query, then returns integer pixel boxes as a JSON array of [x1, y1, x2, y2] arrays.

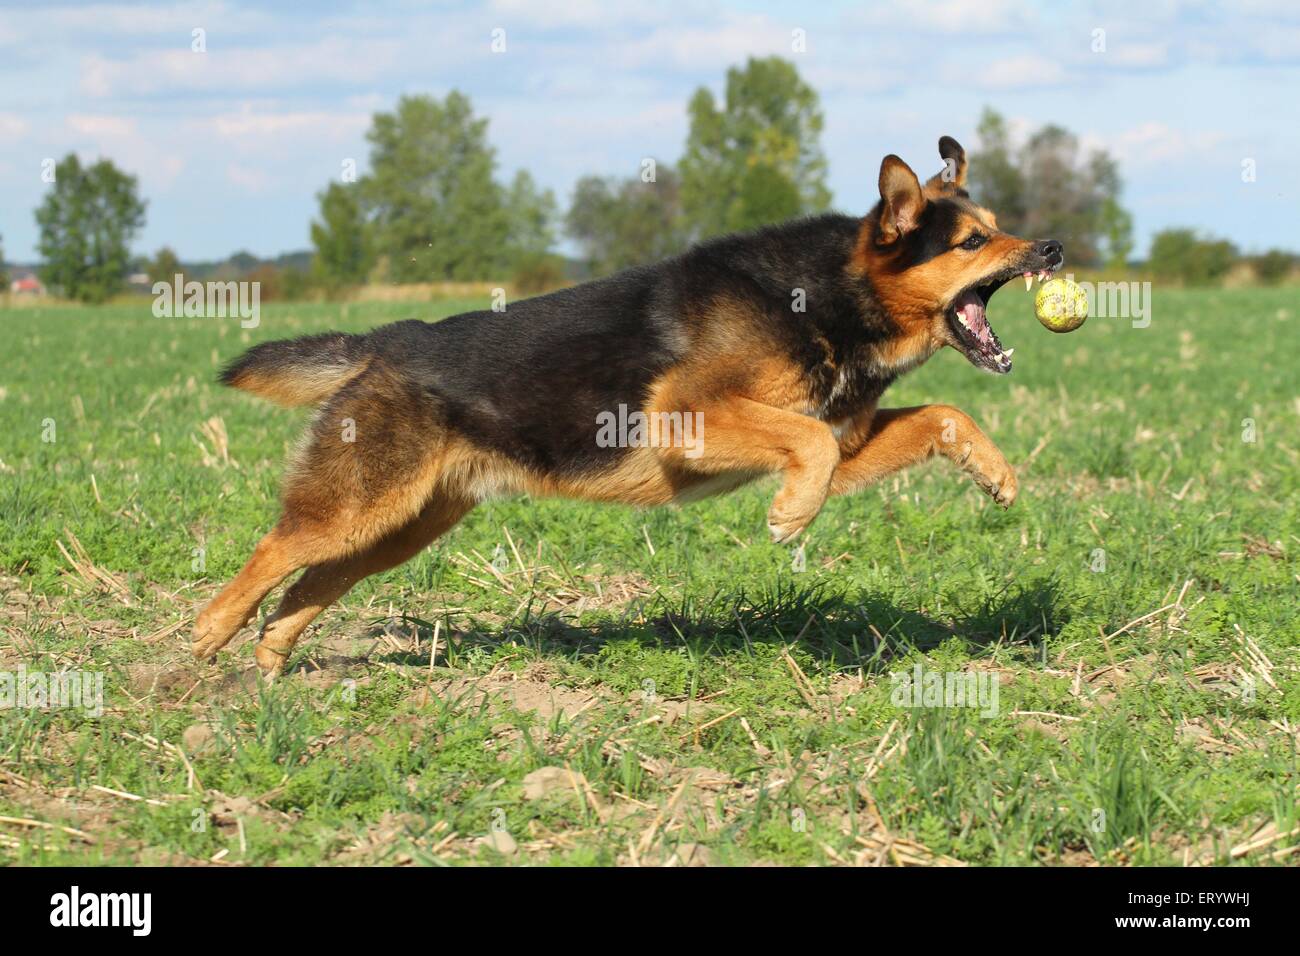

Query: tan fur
[[830, 405, 1016, 506], [862, 202, 1039, 361], [252, 495, 473, 673], [227, 358, 371, 407]]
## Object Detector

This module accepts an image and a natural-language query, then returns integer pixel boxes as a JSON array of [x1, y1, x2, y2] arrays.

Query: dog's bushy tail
[[219, 331, 370, 407]]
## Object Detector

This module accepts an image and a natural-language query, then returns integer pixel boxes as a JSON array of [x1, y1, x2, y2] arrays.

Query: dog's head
[[856, 136, 1064, 374]]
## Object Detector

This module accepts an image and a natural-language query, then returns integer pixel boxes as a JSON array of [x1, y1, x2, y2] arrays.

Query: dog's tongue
[[955, 289, 990, 344]]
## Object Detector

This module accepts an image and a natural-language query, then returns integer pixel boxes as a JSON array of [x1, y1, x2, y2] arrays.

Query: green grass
[[1, 287, 1297, 866]]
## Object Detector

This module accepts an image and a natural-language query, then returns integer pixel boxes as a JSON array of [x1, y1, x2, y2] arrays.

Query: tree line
[[10, 56, 1296, 302]]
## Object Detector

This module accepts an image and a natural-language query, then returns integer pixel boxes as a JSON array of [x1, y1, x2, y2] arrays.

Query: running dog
[[193, 136, 1064, 675]]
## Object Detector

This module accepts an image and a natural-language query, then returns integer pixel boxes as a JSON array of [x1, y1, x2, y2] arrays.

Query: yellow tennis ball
[[1034, 278, 1088, 332]]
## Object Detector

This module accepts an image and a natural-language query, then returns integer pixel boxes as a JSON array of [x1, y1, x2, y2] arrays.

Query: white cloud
[[66, 114, 138, 138], [1090, 122, 1231, 166], [619, 13, 790, 70], [0, 114, 29, 141], [20, 2, 275, 38], [806, 63, 904, 96], [486, 0, 678, 29], [78, 34, 455, 97], [79, 56, 115, 98], [973, 55, 1069, 90], [206, 106, 369, 142], [1212, 0, 1300, 22], [1253, 26, 1300, 59], [225, 162, 271, 193], [343, 93, 388, 112], [847, 0, 1032, 36], [60, 113, 185, 190], [1107, 41, 1171, 68]]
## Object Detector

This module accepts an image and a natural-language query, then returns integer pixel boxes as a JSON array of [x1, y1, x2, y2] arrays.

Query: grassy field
[[1, 285, 1297, 866]]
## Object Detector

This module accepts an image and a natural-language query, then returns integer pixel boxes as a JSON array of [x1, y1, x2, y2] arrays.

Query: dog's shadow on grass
[[366, 575, 1072, 672]]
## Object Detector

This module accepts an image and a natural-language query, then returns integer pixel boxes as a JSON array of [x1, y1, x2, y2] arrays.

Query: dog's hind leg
[[191, 524, 309, 660], [829, 405, 1017, 507], [193, 367, 450, 662], [252, 494, 472, 676], [192, 487, 447, 663]]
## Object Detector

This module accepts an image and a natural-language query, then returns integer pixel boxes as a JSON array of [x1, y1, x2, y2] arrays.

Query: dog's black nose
[[1036, 239, 1064, 265]]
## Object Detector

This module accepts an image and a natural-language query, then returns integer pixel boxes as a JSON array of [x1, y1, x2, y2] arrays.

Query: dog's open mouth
[[946, 266, 1057, 374]]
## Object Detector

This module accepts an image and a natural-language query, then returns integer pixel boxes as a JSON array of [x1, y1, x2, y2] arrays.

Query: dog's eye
[[959, 234, 987, 251]]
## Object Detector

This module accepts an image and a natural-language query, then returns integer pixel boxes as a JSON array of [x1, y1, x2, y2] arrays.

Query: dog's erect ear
[[927, 135, 967, 190], [877, 155, 926, 244]]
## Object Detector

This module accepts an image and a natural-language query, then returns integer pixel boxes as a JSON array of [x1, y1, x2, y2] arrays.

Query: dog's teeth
[[1004, 348, 1014, 357], [1024, 274, 1033, 291]]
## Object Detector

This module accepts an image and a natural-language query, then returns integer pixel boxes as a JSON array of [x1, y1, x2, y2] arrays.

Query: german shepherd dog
[[193, 137, 1064, 675]]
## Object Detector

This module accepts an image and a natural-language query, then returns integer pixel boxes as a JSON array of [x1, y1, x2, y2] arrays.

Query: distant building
[[10, 272, 45, 296]]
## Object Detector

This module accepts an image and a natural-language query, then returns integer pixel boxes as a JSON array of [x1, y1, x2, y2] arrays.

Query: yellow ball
[[1034, 278, 1088, 332]]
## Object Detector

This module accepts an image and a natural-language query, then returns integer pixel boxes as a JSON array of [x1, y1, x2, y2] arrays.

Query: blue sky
[[1, 0, 1297, 263]]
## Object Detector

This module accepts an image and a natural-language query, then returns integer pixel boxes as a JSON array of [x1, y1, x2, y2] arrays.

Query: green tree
[[223, 251, 259, 278], [0, 234, 9, 291], [967, 108, 1026, 234], [510, 252, 567, 295], [1088, 153, 1134, 270], [310, 182, 372, 287], [1148, 228, 1239, 285], [566, 167, 688, 276], [969, 109, 1131, 268], [680, 57, 830, 239], [1249, 249, 1294, 285], [1098, 197, 1134, 271], [147, 246, 182, 283], [1147, 228, 1197, 281], [276, 264, 315, 302], [35, 154, 147, 302], [503, 170, 558, 265], [361, 92, 511, 282]]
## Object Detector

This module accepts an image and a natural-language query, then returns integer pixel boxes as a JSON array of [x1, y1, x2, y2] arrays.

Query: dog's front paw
[[767, 501, 819, 544], [960, 442, 1017, 508], [992, 468, 1018, 508]]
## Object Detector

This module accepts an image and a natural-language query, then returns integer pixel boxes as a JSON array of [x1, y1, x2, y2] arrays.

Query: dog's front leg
[[657, 396, 841, 543], [829, 405, 1017, 507]]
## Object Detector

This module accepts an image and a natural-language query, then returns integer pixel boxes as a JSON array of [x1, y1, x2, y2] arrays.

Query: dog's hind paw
[[254, 643, 288, 679], [191, 605, 249, 660], [191, 623, 227, 661]]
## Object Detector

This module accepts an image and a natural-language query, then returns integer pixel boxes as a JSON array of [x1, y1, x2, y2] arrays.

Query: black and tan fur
[[194, 137, 1065, 675]]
